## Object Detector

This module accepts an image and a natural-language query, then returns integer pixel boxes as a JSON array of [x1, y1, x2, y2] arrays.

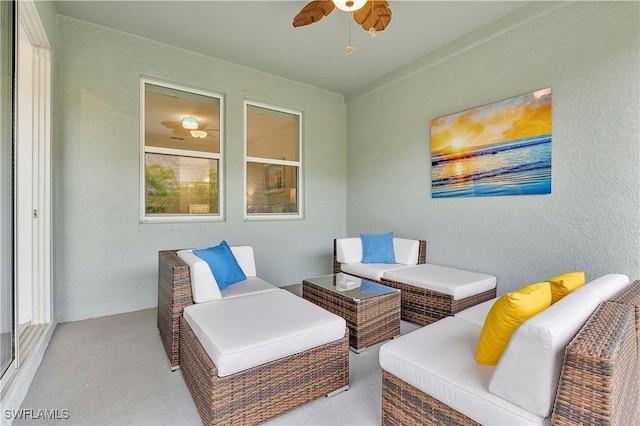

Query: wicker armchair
[[333, 238, 496, 325], [381, 280, 640, 425], [157, 249, 349, 425]]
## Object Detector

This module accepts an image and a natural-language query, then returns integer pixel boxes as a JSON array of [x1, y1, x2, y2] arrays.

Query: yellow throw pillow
[[547, 271, 586, 304], [475, 282, 552, 366]]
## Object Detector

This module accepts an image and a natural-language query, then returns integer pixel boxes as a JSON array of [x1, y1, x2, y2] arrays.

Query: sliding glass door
[[0, 0, 52, 392], [0, 0, 16, 386]]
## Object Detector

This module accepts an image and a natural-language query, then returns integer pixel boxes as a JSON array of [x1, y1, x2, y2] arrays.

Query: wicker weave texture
[[303, 280, 400, 351], [610, 279, 640, 351], [552, 301, 639, 426], [157, 250, 194, 368], [381, 299, 640, 426], [332, 238, 427, 274], [332, 238, 496, 326], [180, 317, 349, 425], [382, 370, 480, 426], [380, 278, 496, 326]]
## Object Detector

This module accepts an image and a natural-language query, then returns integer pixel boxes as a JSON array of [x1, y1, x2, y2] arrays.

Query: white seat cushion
[[489, 273, 630, 417], [220, 276, 279, 299], [183, 289, 346, 376], [454, 298, 497, 325], [341, 262, 413, 282], [383, 264, 497, 300], [379, 317, 545, 425]]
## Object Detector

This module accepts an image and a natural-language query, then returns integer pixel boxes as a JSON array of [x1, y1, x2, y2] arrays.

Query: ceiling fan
[[161, 117, 219, 140], [293, 0, 392, 45]]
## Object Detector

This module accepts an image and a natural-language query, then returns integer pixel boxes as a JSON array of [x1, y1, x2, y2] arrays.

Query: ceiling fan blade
[[160, 120, 191, 137], [160, 120, 181, 130], [353, 0, 391, 32], [293, 0, 336, 28]]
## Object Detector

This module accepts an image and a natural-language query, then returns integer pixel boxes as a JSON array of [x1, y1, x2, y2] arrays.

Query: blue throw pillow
[[360, 232, 396, 264], [193, 241, 247, 290]]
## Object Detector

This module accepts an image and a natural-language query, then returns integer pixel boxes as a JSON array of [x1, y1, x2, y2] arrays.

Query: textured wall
[[54, 17, 347, 321], [33, 0, 57, 46], [346, 1, 639, 292]]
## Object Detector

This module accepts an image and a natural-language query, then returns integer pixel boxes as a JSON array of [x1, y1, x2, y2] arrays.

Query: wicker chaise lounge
[[380, 276, 640, 425], [158, 248, 349, 425], [333, 237, 497, 325]]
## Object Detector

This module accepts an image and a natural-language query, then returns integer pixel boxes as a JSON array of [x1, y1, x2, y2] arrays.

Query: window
[[245, 102, 302, 219], [141, 80, 223, 221]]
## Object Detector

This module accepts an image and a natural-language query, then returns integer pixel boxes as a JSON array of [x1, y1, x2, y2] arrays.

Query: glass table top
[[303, 273, 398, 301]]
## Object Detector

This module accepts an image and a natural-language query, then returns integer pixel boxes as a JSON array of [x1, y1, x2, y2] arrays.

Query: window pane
[[145, 153, 219, 215], [246, 105, 299, 161], [246, 162, 298, 214], [145, 83, 220, 154]]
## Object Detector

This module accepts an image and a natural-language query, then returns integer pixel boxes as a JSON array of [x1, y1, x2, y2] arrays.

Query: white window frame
[[244, 100, 303, 221], [140, 78, 224, 222]]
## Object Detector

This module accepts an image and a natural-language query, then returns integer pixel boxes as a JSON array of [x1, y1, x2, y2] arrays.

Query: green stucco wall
[[346, 1, 640, 291], [54, 16, 347, 321]]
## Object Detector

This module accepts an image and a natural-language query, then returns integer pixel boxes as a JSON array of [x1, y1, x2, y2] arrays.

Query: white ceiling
[[54, 1, 532, 95]]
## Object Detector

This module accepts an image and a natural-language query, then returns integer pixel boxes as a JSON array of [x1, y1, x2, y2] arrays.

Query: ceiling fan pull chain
[[346, 11, 356, 54], [369, 1, 377, 37]]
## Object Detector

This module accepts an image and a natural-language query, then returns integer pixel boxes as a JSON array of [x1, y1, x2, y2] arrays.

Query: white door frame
[[16, 0, 52, 355], [0, 0, 52, 402]]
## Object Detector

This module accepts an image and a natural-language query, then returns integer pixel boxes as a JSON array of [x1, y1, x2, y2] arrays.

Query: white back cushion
[[230, 245, 257, 277], [489, 274, 630, 417], [177, 245, 259, 304], [336, 237, 420, 265], [393, 238, 420, 265], [569, 273, 630, 301], [336, 238, 363, 264], [177, 250, 222, 303]]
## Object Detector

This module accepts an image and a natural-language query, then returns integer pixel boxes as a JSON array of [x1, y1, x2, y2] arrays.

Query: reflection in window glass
[[142, 80, 223, 220], [245, 102, 302, 217], [145, 154, 219, 215], [246, 105, 299, 161], [246, 163, 298, 214]]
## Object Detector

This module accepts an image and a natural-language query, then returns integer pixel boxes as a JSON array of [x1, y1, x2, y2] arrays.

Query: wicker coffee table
[[303, 273, 401, 353]]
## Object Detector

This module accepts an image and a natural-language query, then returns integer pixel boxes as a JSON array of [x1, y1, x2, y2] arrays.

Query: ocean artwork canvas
[[430, 88, 552, 198]]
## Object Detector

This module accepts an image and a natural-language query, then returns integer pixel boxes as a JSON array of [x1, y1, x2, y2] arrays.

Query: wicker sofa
[[379, 274, 640, 425], [157, 247, 349, 425], [333, 237, 497, 325]]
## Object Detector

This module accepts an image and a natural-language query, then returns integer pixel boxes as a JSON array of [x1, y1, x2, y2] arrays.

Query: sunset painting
[[431, 88, 552, 198]]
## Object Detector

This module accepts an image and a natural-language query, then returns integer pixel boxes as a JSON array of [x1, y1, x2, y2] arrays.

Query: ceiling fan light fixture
[[181, 116, 199, 130], [332, 0, 367, 12], [190, 130, 207, 138]]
